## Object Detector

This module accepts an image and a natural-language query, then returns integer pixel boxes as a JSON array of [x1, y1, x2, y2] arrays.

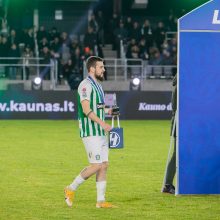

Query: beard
[[95, 72, 104, 81]]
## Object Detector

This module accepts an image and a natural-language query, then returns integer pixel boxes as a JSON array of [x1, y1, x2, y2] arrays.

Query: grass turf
[[0, 120, 219, 220]]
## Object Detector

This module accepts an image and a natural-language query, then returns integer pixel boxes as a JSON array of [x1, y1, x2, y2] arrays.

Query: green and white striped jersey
[[77, 76, 106, 138]]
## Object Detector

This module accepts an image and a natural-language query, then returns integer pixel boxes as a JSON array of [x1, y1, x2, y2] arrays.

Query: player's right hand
[[100, 122, 112, 132]]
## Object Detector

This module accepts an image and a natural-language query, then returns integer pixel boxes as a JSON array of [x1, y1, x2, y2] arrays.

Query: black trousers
[[165, 137, 176, 185]]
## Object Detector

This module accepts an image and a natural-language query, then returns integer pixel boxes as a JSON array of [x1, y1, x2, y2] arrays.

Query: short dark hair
[[86, 56, 103, 72]]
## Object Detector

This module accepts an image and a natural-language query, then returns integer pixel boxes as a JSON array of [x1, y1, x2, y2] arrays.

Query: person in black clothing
[[51, 37, 61, 53], [89, 14, 98, 33], [40, 46, 51, 80], [64, 58, 83, 90], [72, 46, 83, 74], [154, 21, 166, 51], [37, 26, 48, 44], [125, 16, 133, 41], [141, 19, 153, 49], [109, 13, 119, 46], [24, 28, 35, 51], [113, 22, 128, 57], [139, 38, 149, 60], [84, 26, 97, 51], [48, 27, 60, 43], [130, 21, 141, 43], [8, 43, 20, 79], [8, 29, 19, 46], [96, 11, 105, 46], [0, 36, 8, 56], [21, 46, 33, 80], [162, 74, 177, 194], [63, 58, 74, 81], [39, 37, 50, 52]]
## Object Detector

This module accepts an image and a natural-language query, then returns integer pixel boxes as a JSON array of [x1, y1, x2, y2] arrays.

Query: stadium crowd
[[0, 10, 178, 82]]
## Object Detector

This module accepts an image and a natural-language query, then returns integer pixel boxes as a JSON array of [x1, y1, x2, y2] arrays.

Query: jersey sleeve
[[78, 80, 92, 102]]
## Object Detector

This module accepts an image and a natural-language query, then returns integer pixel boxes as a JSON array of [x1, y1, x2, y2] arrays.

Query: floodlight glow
[[132, 77, 140, 86], [34, 77, 42, 85]]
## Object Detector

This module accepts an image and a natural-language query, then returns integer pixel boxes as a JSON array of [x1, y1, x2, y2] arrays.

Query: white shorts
[[82, 136, 109, 164]]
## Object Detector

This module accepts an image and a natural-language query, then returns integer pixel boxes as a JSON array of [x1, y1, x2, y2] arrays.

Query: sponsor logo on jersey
[[89, 152, 92, 158], [97, 103, 105, 109]]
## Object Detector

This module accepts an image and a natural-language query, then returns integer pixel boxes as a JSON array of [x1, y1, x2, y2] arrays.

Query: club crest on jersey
[[82, 87, 87, 97], [95, 155, 100, 160]]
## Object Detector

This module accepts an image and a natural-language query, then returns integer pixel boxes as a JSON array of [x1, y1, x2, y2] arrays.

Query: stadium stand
[[0, 1, 179, 91]]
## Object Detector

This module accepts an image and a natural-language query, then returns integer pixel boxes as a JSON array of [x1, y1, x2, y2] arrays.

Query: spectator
[[37, 26, 48, 43], [130, 45, 140, 59], [139, 38, 149, 60], [60, 41, 71, 66], [0, 35, 2, 55], [141, 19, 153, 49], [48, 27, 60, 43], [130, 21, 141, 43], [149, 47, 163, 65], [0, 18, 8, 37], [65, 58, 83, 90], [125, 16, 133, 40], [168, 37, 177, 56], [60, 32, 70, 45], [126, 38, 137, 58], [21, 46, 33, 80], [127, 44, 141, 77], [40, 46, 51, 80], [62, 58, 75, 81], [84, 26, 97, 51], [113, 21, 128, 57], [24, 28, 35, 50], [0, 36, 8, 77], [110, 13, 119, 31], [82, 46, 94, 60], [51, 36, 61, 53], [72, 46, 83, 74], [154, 21, 166, 51], [70, 38, 80, 55], [168, 9, 178, 31], [96, 11, 105, 46], [8, 29, 19, 46], [8, 43, 20, 79], [0, 36, 8, 57], [39, 37, 49, 52], [109, 13, 119, 45], [161, 50, 174, 65], [89, 14, 98, 33]]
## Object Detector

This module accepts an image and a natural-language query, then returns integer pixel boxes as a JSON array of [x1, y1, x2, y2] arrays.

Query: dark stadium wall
[[37, 1, 91, 34], [8, 0, 34, 29], [6, 0, 210, 30]]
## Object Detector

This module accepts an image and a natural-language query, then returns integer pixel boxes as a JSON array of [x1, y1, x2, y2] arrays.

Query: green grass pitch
[[0, 120, 219, 220]]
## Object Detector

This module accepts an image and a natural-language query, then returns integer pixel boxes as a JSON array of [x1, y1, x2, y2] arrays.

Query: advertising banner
[[178, 0, 220, 194], [0, 91, 172, 120], [0, 91, 76, 119]]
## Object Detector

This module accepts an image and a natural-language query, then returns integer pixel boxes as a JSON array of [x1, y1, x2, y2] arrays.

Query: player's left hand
[[111, 106, 120, 116]]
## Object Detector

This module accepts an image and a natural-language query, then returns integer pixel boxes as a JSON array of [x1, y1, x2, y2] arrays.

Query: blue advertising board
[[178, 0, 220, 194]]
